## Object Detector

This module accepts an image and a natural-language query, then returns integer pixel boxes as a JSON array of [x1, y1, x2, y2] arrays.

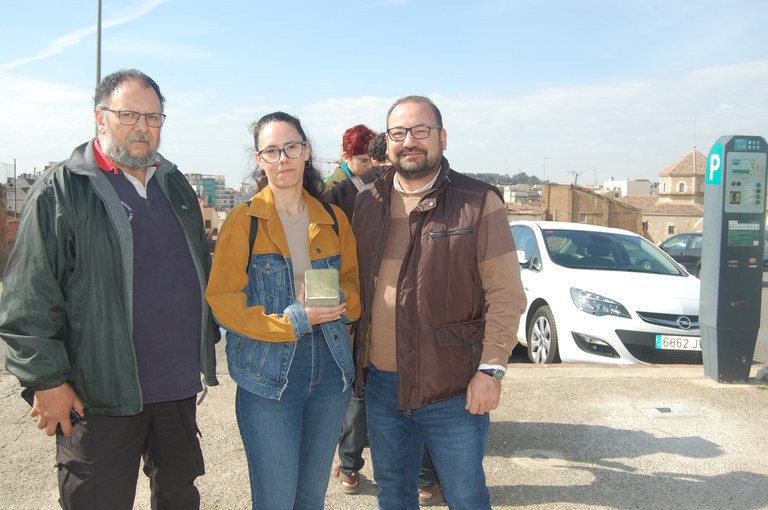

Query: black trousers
[[55, 397, 205, 510]]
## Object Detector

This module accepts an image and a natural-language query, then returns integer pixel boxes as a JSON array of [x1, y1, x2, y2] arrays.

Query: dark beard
[[104, 134, 158, 169], [393, 149, 441, 181]]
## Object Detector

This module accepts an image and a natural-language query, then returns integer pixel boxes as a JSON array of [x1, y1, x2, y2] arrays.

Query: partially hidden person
[[322, 124, 376, 193]]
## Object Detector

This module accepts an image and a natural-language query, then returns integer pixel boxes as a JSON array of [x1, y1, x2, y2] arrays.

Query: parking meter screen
[[730, 158, 756, 175]]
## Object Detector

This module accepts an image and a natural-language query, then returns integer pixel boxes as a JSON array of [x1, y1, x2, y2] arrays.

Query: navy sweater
[[106, 171, 202, 404]]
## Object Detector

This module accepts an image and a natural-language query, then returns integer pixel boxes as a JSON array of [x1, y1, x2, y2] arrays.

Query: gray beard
[[102, 134, 158, 169]]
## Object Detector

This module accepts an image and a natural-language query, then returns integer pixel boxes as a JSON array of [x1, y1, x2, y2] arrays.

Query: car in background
[[754, 228, 768, 270], [659, 231, 768, 274], [511, 221, 701, 365], [658, 232, 703, 277]]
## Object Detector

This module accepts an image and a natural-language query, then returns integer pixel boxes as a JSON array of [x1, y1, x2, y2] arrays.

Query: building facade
[[602, 177, 653, 198], [186, 173, 218, 208], [4, 173, 39, 218], [620, 149, 706, 243], [185, 173, 242, 212], [542, 184, 643, 233]]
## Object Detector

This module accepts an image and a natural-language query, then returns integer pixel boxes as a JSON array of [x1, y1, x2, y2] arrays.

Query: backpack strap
[[321, 201, 339, 237], [245, 201, 257, 273], [244, 200, 338, 274]]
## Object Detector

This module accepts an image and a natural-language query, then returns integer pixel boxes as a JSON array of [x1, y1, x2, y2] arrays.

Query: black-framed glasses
[[257, 141, 306, 164], [386, 125, 441, 142], [101, 108, 166, 127]]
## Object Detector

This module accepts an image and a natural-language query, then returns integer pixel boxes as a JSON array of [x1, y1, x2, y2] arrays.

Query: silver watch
[[479, 368, 505, 382]]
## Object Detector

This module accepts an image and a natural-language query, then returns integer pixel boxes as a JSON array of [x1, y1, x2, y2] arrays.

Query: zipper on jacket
[[427, 227, 475, 239]]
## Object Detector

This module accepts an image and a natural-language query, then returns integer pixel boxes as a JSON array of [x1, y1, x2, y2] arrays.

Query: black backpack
[[244, 201, 339, 272]]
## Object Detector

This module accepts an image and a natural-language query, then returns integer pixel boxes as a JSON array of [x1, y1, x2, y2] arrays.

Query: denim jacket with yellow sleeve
[[206, 186, 361, 400]]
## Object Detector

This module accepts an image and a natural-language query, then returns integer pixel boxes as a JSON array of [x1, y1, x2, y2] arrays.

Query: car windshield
[[541, 228, 686, 275]]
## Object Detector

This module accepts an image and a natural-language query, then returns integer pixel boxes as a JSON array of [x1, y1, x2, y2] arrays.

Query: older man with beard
[[351, 96, 527, 509], [0, 69, 218, 510]]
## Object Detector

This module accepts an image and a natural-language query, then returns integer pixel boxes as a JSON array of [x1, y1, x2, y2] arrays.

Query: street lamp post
[[95, 0, 102, 136], [96, 0, 102, 88]]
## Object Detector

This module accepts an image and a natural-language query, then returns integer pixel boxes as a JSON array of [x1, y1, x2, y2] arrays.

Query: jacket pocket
[[247, 253, 291, 313], [433, 319, 485, 396], [311, 254, 341, 271], [427, 227, 475, 239], [225, 333, 291, 386], [433, 319, 484, 348]]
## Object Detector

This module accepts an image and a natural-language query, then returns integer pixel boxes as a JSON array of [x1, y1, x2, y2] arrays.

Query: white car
[[510, 221, 701, 364]]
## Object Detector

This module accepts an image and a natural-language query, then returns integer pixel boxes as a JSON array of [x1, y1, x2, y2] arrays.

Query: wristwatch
[[479, 368, 505, 382]]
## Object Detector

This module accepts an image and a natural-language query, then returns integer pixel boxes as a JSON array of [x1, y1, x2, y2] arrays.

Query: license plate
[[655, 335, 702, 351]]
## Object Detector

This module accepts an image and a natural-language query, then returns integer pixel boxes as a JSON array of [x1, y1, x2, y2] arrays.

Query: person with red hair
[[322, 124, 376, 192]]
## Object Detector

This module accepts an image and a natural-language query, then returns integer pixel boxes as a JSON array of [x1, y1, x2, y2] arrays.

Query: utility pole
[[567, 169, 582, 185], [543, 156, 550, 182], [96, 0, 102, 136], [96, 0, 102, 87], [13, 159, 17, 217]]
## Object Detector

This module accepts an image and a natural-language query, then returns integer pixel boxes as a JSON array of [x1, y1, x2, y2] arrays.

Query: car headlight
[[570, 288, 630, 318]]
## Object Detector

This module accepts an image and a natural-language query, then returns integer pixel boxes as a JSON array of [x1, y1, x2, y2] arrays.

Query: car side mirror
[[517, 249, 530, 265]]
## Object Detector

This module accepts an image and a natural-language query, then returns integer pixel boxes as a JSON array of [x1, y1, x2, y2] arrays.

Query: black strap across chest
[[245, 200, 338, 272]]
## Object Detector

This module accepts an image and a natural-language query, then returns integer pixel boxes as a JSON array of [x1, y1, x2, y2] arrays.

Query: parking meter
[[701, 135, 767, 382]]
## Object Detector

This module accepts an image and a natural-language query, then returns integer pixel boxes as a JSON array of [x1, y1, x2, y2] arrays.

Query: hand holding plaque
[[304, 268, 340, 307]]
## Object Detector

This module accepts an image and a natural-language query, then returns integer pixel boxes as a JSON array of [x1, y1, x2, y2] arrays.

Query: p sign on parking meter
[[700, 135, 767, 382], [706, 141, 723, 186]]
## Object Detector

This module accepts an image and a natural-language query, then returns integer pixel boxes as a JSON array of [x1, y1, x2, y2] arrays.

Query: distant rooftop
[[659, 149, 706, 177]]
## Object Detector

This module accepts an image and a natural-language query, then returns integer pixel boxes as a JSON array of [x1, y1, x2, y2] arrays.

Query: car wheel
[[527, 305, 560, 364]]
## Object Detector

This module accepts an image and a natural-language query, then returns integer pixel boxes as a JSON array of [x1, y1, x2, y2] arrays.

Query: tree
[[466, 172, 546, 186]]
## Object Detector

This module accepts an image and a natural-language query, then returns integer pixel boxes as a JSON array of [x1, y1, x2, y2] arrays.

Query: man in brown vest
[[351, 95, 527, 509]]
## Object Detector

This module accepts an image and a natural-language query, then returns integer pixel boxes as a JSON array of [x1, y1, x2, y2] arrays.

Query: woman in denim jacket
[[206, 112, 361, 510]]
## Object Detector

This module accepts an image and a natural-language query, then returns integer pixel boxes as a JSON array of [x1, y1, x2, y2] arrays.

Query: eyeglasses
[[353, 155, 372, 166], [101, 108, 166, 127], [386, 125, 441, 142], [257, 141, 306, 164]]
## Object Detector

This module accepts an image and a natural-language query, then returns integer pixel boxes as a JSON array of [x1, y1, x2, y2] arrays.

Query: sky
[[2, 0, 767, 188]]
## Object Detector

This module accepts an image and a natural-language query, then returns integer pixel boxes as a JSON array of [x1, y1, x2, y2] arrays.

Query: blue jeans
[[337, 392, 440, 488], [235, 330, 351, 510], [366, 365, 490, 510]]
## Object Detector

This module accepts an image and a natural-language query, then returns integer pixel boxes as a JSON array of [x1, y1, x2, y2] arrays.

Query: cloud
[[3, 60, 767, 188], [431, 60, 768, 181], [0, 74, 93, 173], [0, 0, 170, 71]]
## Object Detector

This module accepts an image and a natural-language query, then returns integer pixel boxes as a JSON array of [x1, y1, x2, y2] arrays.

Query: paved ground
[[1, 278, 767, 509], [2, 356, 768, 509]]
